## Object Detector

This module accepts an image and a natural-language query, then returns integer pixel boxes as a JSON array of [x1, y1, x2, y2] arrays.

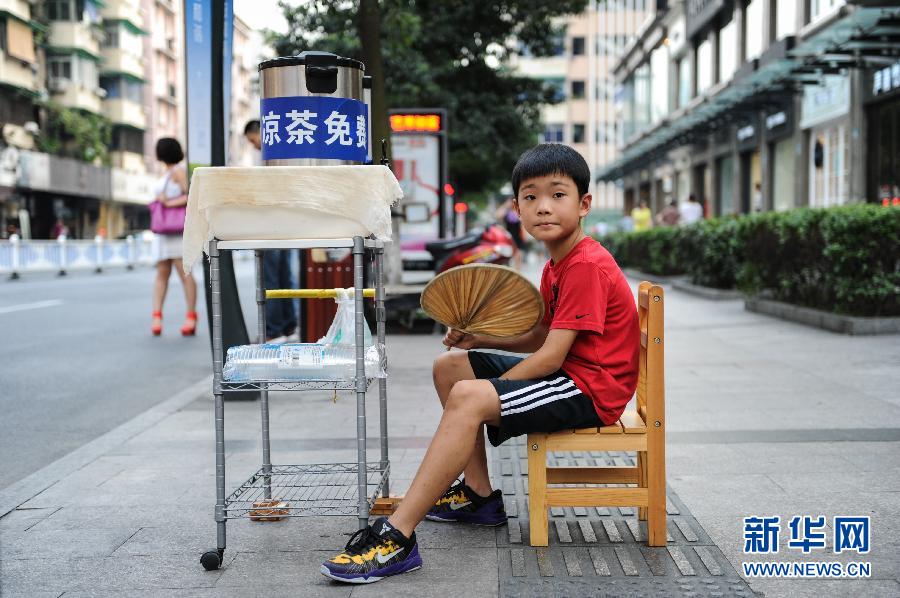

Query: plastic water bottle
[[223, 343, 383, 382]]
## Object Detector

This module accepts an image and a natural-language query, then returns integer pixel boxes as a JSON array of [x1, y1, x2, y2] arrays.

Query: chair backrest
[[635, 281, 665, 429]]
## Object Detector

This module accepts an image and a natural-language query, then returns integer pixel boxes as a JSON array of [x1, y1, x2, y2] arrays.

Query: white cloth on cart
[[182, 165, 402, 273]]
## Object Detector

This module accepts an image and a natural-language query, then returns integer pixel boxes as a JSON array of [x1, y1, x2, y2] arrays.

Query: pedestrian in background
[[631, 199, 652, 231], [679, 193, 703, 225], [752, 182, 763, 212], [51, 218, 69, 239], [150, 138, 197, 337], [495, 197, 527, 270], [244, 119, 297, 342], [655, 199, 681, 227]]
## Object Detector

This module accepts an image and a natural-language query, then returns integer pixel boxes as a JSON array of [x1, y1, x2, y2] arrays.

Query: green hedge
[[596, 204, 900, 317]]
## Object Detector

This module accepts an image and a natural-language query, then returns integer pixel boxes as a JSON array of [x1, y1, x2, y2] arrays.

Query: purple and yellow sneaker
[[320, 517, 422, 584], [425, 479, 507, 526]]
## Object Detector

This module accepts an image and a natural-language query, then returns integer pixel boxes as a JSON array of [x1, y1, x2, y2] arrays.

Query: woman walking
[[150, 138, 197, 336]]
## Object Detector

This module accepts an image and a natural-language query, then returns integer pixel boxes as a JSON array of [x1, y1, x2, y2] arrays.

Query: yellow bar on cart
[[265, 288, 376, 299]]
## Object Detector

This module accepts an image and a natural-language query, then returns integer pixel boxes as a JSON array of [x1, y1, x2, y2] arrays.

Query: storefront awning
[[597, 5, 900, 182]]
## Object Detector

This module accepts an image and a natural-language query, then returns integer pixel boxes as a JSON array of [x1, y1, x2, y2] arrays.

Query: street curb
[[0, 375, 212, 518], [745, 297, 900, 335], [672, 279, 743, 301], [622, 269, 686, 285]]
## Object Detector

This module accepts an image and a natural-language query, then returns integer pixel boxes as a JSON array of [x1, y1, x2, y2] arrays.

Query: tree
[[266, 0, 586, 201], [36, 101, 112, 164]]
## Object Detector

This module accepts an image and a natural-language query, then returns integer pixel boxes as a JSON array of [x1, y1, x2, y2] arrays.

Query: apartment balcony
[[104, 97, 146, 129], [49, 22, 101, 57], [100, 0, 144, 30], [152, 30, 178, 59], [0, 0, 32, 23], [101, 47, 143, 79], [111, 164, 155, 204], [153, 79, 177, 104], [109, 150, 145, 172], [0, 52, 37, 92], [49, 79, 103, 114]]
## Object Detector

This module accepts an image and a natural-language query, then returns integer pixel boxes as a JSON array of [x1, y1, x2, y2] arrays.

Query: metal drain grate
[[492, 438, 758, 597]]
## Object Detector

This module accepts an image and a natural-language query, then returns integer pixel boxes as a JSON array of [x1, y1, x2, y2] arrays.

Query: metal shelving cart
[[200, 236, 390, 571]]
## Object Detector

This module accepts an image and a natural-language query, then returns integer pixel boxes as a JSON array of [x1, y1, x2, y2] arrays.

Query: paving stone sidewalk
[[1, 268, 898, 597]]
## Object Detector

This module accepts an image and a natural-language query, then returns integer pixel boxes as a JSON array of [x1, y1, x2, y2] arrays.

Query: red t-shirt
[[539, 236, 639, 425]]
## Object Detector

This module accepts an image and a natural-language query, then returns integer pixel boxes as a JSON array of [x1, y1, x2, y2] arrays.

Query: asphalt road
[[0, 260, 258, 490]]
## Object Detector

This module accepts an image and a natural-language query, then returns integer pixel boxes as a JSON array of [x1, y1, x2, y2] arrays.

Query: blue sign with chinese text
[[259, 96, 368, 162]]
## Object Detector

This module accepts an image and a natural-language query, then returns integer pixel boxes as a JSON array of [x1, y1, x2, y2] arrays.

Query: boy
[[321, 143, 639, 583]]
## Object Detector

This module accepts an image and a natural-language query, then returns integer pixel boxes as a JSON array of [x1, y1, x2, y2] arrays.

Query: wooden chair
[[527, 281, 666, 547]]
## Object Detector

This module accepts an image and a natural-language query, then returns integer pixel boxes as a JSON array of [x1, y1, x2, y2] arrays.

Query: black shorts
[[468, 350, 605, 447]]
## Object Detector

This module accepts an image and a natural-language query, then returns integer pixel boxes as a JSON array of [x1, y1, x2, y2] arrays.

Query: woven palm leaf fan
[[420, 264, 544, 338]]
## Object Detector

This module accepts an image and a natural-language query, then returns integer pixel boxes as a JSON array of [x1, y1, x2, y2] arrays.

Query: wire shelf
[[221, 378, 375, 392], [224, 462, 390, 519]]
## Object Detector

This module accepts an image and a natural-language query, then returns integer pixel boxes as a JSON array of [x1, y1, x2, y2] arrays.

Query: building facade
[[513, 2, 654, 215], [0, 1, 259, 240], [598, 0, 900, 217], [228, 14, 262, 167]]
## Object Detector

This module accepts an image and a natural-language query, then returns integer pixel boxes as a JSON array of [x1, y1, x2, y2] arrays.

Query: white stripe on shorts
[[501, 379, 576, 411], [498, 376, 568, 403], [502, 388, 584, 416]]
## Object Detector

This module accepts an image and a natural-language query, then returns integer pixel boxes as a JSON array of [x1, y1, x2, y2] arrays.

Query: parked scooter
[[425, 224, 516, 273], [388, 225, 517, 330]]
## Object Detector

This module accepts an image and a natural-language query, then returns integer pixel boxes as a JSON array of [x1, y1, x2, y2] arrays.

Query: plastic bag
[[318, 288, 373, 346]]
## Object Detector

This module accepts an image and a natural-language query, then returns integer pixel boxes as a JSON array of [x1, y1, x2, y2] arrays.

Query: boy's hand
[[443, 328, 477, 350]]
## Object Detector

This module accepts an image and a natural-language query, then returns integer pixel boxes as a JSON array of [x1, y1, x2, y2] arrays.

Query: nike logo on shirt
[[575, 313, 589, 319]]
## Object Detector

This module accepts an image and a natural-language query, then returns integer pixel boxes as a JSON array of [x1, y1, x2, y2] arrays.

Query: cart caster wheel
[[201, 549, 222, 571]]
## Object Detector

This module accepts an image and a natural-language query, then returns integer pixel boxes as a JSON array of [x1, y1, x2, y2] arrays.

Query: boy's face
[[514, 173, 591, 244], [245, 131, 261, 151]]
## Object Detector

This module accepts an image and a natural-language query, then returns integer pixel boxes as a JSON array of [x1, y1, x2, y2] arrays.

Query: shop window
[[809, 126, 848, 207], [773, 139, 794, 211], [717, 155, 735, 216]]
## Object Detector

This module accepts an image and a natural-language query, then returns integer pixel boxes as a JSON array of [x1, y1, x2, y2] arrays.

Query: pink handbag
[[149, 200, 186, 234], [149, 172, 186, 234]]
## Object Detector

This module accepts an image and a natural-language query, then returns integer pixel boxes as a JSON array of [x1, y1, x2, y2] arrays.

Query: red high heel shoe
[[181, 311, 198, 336], [151, 311, 162, 336]]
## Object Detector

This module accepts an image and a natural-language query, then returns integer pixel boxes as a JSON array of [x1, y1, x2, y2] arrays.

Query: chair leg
[[637, 451, 647, 521], [527, 434, 548, 547], [647, 445, 666, 547]]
